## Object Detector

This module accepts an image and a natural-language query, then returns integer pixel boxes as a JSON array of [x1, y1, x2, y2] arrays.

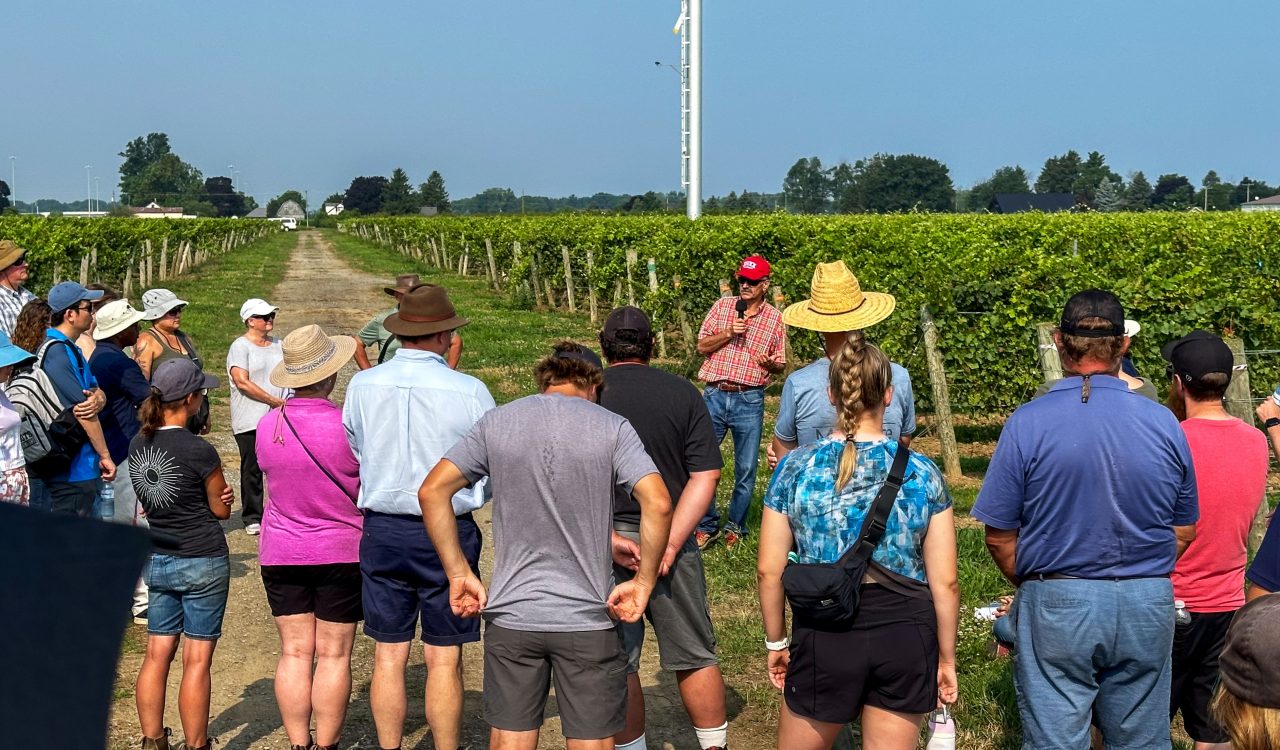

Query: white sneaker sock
[[695, 722, 729, 748], [616, 734, 646, 750]]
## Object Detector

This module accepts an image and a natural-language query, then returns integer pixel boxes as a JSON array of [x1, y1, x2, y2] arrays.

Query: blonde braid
[[829, 333, 893, 491]]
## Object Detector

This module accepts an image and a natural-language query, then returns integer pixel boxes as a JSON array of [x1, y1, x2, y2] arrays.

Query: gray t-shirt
[[444, 393, 659, 632], [227, 335, 288, 434]]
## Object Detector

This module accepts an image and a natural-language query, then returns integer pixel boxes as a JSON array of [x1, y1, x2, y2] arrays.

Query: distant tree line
[[116, 133, 257, 217]]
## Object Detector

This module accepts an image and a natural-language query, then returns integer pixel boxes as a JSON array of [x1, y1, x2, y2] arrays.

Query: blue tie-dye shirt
[[764, 438, 951, 583]]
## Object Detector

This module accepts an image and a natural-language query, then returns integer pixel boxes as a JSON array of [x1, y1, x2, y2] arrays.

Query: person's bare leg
[[176, 638, 219, 748], [776, 701, 843, 750], [677, 665, 728, 728], [423, 644, 464, 750], [370, 641, 412, 749], [313, 620, 357, 747], [273, 614, 317, 746], [1193, 742, 1232, 750], [490, 728, 540, 750], [859, 704, 925, 750], [565, 739, 616, 750], [615, 672, 646, 744], [136, 635, 180, 739]]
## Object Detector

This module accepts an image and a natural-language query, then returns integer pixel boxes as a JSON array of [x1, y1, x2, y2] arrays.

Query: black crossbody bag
[[781, 442, 910, 628], [280, 405, 359, 505]]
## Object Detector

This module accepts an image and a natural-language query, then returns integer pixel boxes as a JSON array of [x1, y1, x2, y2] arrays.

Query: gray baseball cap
[[151, 358, 219, 402]]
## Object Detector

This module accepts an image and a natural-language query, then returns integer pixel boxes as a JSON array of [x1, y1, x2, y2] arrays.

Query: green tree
[[1125, 171, 1153, 210], [1073, 151, 1120, 206], [418, 170, 451, 213], [1152, 174, 1194, 210], [840, 153, 955, 213], [471, 187, 520, 214], [1196, 170, 1234, 210], [782, 157, 832, 213], [381, 168, 418, 215], [1094, 178, 1125, 212], [126, 152, 204, 208], [0, 179, 9, 212], [345, 176, 387, 214], [118, 133, 173, 203], [968, 166, 1031, 212], [1034, 150, 1082, 194], [267, 190, 307, 218], [324, 192, 345, 206], [203, 176, 247, 217], [828, 162, 856, 212]]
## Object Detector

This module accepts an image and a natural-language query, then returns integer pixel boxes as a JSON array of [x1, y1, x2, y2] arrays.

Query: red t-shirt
[[1172, 417, 1269, 612]]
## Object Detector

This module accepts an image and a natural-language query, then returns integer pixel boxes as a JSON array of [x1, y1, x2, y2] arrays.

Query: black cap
[[1059, 289, 1125, 338], [601, 306, 653, 341], [1161, 330, 1234, 387], [554, 344, 603, 371], [1219, 594, 1280, 708]]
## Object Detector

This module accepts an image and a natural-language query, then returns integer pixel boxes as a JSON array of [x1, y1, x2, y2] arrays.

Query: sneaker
[[245, 523, 261, 536], [695, 529, 720, 550], [133, 610, 148, 626], [723, 530, 742, 551]]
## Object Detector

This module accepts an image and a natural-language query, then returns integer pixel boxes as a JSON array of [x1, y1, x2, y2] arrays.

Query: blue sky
[[3, 1, 1277, 204]]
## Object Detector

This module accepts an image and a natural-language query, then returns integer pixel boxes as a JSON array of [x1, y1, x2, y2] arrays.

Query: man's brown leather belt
[[713, 381, 757, 392]]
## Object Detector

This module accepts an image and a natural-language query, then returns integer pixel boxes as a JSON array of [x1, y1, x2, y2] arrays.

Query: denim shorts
[[144, 554, 231, 640]]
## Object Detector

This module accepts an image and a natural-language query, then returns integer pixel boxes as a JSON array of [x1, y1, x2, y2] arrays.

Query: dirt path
[[109, 231, 694, 750]]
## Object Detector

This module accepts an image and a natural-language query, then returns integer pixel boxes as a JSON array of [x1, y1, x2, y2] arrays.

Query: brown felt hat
[[382, 283, 469, 337], [384, 273, 422, 296], [0, 240, 26, 270]]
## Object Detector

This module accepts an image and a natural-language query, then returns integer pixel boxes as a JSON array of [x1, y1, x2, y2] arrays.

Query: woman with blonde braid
[[757, 335, 959, 750]]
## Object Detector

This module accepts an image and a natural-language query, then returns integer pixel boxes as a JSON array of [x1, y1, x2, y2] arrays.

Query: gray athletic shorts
[[482, 622, 628, 739], [612, 528, 719, 674]]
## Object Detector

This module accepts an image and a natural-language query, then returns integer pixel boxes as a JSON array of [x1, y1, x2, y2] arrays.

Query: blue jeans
[[698, 386, 765, 536], [144, 554, 231, 640], [26, 471, 51, 512], [1013, 577, 1174, 749]]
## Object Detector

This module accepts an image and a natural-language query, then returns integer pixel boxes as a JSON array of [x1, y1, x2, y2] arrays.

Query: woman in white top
[[227, 298, 288, 536], [0, 331, 35, 505]]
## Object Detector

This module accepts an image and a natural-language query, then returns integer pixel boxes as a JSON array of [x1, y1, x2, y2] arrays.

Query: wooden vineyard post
[[123, 262, 133, 298], [671, 275, 694, 355], [646, 257, 666, 358], [719, 278, 732, 297], [562, 247, 577, 313], [920, 306, 963, 481], [530, 252, 544, 308], [625, 249, 638, 306], [1036, 322, 1063, 383], [612, 279, 623, 309], [145, 244, 154, 288], [90, 247, 98, 283], [160, 238, 169, 281], [440, 234, 449, 269], [772, 286, 794, 373], [1223, 338, 1269, 554], [486, 239, 499, 290], [585, 247, 598, 325], [79, 254, 90, 285], [138, 256, 146, 290]]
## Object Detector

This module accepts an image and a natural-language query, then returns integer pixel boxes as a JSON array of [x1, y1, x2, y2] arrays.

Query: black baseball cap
[[553, 343, 603, 371], [601, 306, 653, 341], [1219, 594, 1280, 708], [1161, 330, 1234, 387], [1059, 289, 1125, 338]]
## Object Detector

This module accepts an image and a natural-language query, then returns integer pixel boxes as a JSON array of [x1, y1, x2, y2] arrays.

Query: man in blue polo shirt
[[973, 289, 1198, 749], [41, 281, 115, 516]]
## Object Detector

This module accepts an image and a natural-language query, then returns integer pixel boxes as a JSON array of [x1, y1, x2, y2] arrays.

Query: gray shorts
[[482, 622, 628, 740], [612, 528, 719, 673]]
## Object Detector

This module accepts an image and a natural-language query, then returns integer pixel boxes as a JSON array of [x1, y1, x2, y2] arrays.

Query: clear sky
[[3, 1, 1277, 205]]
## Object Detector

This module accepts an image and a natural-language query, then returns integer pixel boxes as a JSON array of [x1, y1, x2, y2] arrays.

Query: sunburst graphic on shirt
[[129, 445, 181, 511]]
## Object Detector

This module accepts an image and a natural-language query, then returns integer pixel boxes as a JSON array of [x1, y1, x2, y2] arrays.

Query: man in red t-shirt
[[1164, 330, 1269, 749]]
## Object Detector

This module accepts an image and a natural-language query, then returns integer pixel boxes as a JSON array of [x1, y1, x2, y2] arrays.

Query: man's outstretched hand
[[449, 572, 487, 618]]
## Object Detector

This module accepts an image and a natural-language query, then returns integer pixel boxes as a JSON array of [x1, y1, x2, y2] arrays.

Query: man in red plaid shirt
[[694, 255, 786, 550]]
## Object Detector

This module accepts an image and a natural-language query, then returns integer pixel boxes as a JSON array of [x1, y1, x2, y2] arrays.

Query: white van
[[269, 217, 299, 231]]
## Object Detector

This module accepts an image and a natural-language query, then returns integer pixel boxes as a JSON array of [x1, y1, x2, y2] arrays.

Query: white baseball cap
[[239, 298, 279, 322]]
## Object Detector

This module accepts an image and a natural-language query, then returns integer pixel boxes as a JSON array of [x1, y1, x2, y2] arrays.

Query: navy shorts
[[359, 511, 482, 646]]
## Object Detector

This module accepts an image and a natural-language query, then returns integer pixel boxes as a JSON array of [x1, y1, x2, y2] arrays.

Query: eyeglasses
[[163, 306, 186, 317], [73, 303, 94, 313], [12, 256, 27, 268], [737, 276, 767, 287], [251, 313, 277, 322]]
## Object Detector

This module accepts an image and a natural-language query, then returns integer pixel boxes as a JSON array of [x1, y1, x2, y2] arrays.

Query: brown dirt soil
[[108, 231, 709, 750]]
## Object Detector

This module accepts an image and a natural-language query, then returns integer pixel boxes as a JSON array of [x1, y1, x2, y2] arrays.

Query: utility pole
[[685, 0, 702, 219], [85, 165, 92, 214], [7, 156, 14, 212]]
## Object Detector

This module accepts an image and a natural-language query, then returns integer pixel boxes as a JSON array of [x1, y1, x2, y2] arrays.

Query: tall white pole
[[686, 0, 702, 220], [95, 176, 100, 213], [85, 165, 92, 214], [8, 156, 14, 212]]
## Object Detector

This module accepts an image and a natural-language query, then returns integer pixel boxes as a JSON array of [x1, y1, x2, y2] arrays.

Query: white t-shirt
[[0, 390, 25, 472], [226, 335, 288, 435]]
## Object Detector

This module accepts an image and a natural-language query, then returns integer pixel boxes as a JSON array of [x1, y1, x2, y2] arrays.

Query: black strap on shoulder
[[280, 404, 359, 505], [836, 441, 911, 573]]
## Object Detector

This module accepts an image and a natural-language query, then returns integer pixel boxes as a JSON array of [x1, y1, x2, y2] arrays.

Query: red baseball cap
[[737, 255, 771, 281]]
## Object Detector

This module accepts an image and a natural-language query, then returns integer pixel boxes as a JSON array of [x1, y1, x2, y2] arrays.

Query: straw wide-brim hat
[[782, 261, 896, 332], [383, 283, 469, 337], [270, 324, 358, 389]]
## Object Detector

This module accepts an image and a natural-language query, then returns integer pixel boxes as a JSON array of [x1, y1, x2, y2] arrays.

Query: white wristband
[[765, 636, 790, 651]]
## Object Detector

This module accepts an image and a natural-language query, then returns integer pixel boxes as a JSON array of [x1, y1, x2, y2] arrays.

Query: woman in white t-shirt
[[226, 298, 288, 536], [0, 331, 34, 505]]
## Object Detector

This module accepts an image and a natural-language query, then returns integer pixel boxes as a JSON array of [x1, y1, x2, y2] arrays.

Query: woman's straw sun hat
[[782, 261, 896, 332], [270, 324, 357, 389]]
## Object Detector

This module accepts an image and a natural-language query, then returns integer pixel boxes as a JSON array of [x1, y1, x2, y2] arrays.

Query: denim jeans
[[144, 554, 231, 640], [1013, 577, 1174, 749], [698, 386, 765, 536]]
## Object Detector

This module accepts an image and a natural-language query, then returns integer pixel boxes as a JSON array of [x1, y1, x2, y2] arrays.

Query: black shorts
[[261, 562, 363, 623], [785, 585, 938, 723], [1171, 609, 1234, 744]]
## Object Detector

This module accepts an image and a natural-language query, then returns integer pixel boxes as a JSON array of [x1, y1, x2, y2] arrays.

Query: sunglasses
[[12, 256, 27, 268], [251, 313, 277, 322], [163, 306, 186, 317], [737, 276, 767, 286]]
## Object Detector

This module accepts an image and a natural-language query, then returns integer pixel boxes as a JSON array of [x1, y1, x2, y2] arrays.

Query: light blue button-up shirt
[[343, 348, 495, 516]]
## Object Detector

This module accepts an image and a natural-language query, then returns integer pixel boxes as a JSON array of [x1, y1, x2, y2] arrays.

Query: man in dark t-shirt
[[598, 307, 730, 750]]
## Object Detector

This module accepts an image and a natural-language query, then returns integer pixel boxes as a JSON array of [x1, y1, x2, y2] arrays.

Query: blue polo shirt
[[774, 358, 916, 445], [89, 341, 152, 464], [40, 329, 101, 482], [1247, 516, 1280, 594], [972, 375, 1198, 579]]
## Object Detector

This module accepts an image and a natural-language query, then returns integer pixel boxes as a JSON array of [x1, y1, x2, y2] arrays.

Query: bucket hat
[[141, 288, 188, 320], [0, 331, 34, 369], [782, 261, 896, 332], [384, 273, 422, 296], [382, 283, 469, 337], [0, 240, 26, 270], [270, 324, 357, 389], [92, 300, 146, 340]]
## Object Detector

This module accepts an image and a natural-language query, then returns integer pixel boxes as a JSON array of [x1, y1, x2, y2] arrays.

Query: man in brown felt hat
[[343, 282, 495, 750], [0, 239, 38, 337], [356, 273, 463, 370]]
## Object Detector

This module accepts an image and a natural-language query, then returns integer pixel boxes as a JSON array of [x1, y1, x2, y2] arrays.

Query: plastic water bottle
[[925, 705, 956, 750], [97, 479, 115, 522], [1272, 384, 1280, 406], [1174, 600, 1192, 626]]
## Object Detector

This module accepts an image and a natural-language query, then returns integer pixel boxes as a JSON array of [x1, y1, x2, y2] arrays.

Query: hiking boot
[[175, 739, 215, 750], [140, 728, 171, 750], [723, 529, 742, 551], [695, 528, 720, 550]]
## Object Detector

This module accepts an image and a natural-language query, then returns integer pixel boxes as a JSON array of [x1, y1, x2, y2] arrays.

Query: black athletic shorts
[[1170, 609, 1234, 744], [261, 562, 363, 623], [785, 585, 938, 723]]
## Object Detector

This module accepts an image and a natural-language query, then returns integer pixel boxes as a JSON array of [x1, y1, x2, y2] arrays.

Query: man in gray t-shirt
[[421, 342, 672, 745]]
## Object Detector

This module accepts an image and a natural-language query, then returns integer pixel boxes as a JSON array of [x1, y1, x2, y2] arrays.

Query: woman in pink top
[[256, 325, 361, 750]]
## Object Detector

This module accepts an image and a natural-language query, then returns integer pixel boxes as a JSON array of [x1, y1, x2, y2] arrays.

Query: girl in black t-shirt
[[129, 358, 232, 750]]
